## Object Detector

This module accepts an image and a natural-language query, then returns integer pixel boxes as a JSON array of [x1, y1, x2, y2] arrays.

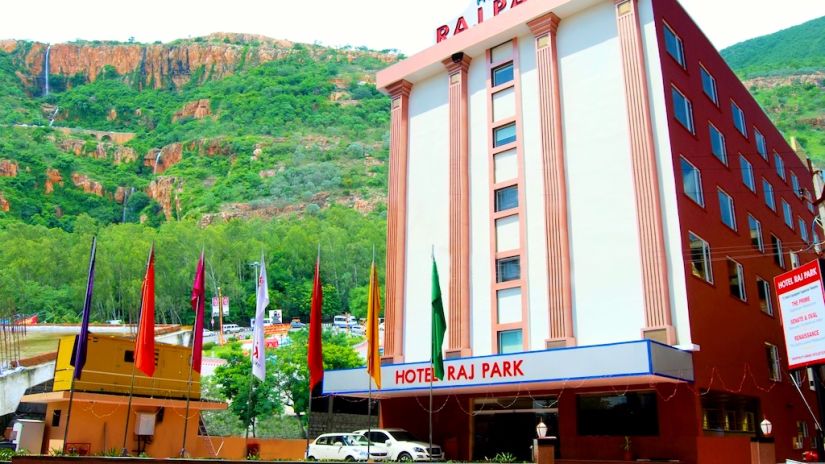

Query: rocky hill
[[0, 34, 397, 229], [721, 16, 825, 158]]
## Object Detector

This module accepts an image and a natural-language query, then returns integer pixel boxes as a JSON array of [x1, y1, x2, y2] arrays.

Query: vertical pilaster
[[383, 80, 412, 363], [614, 0, 675, 344], [528, 13, 575, 349], [443, 54, 473, 358]]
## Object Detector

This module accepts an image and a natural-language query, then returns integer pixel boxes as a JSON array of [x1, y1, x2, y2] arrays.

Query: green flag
[[431, 257, 447, 381]]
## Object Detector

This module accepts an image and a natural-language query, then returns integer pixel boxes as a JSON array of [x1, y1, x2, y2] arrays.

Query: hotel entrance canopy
[[324, 340, 693, 398]]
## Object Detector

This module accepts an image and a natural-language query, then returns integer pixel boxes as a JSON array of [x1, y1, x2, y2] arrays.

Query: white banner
[[774, 259, 825, 369], [211, 296, 229, 316]]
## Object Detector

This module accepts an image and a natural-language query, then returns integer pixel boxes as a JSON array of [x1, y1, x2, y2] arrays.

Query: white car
[[306, 433, 387, 461], [353, 428, 444, 461]]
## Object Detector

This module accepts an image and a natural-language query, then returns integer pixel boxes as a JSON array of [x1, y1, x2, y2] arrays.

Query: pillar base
[[445, 348, 472, 359], [533, 437, 556, 464], [545, 337, 576, 349], [381, 354, 404, 365]]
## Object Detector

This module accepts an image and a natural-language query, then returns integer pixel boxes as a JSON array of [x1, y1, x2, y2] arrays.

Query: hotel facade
[[325, 0, 824, 461]]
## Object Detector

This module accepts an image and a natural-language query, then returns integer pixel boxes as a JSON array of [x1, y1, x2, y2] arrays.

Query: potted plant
[[622, 436, 633, 461]]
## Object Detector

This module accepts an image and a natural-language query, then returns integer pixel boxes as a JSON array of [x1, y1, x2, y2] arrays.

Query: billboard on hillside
[[774, 259, 825, 369]]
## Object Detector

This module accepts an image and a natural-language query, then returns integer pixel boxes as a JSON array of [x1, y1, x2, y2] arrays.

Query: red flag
[[134, 246, 156, 377], [190, 251, 205, 373], [308, 251, 324, 391]]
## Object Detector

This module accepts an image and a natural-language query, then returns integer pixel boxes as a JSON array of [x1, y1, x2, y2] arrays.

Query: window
[[766, 343, 781, 381], [718, 189, 736, 230], [790, 251, 800, 269], [740, 155, 754, 191], [494, 185, 518, 212], [727, 259, 746, 301], [774, 151, 786, 180], [663, 24, 685, 67], [771, 235, 784, 268], [493, 123, 516, 147], [700, 65, 718, 104], [748, 215, 763, 251], [755, 129, 767, 158], [496, 256, 520, 282], [578, 392, 659, 436], [806, 189, 815, 213], [757, 277, 773, 315], [791, 172, 801, 197], [701, 393, 757, 433], [52, 410, 62, 427], [800, 217, 809, 243], [671, 86, 694, 132], [782, 200, 793, 229], [763, 179, 775, 211], [492, 62, 514, 87], [680, 157, 704, 206], [731, 101, 747, 137], [689, 232, 713, 283], [709, 123, 727, 164], [498, 329, 522, 354]]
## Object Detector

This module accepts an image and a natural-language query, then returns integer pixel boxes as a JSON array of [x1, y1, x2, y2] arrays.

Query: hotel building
[[325, 0, 823, 461]]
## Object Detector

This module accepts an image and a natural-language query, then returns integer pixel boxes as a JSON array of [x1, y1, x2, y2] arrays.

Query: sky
[[1, 0, 824, 55]]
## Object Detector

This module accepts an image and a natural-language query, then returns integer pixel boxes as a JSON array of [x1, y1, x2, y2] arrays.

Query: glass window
[[748, 215, 763, 251], [495, 185, 518, 212], [718, 189, 736, 230], [709, 124, 727, 164], [731, 101, 747, 137], [763, 179, 775, 211], [663, 24, 685, 67], [782, 200, 793, 229], [771, 235, 784, 268], [800, 217, 809, 243], [806, 189, 815, 213], [497, 329, 522, 354], [791, 172, 801, 197], [740, 155, 755, 191], [672, 86, 694, 133], [774, 151, 785, 180], [492, 62, 514, 87], [493, 123, 516, 147], [790, 251, 800, 269], [727, 259, 746, 301], [755, 129, 767, 158], [766, 343, 781, 381], [577, 393, 659, 436], [496, 256, 520, 283], [689, 232, 713, 283], [700, 65, 718, 104], [680, 157, 704, 206], [757, 277, 773, 315]]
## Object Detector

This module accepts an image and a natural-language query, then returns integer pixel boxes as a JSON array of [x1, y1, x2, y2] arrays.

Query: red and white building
[[325, 0, 823, 461]]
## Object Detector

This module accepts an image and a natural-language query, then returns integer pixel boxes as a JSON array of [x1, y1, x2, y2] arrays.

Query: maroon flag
[[135, 246, 156, 377], [190, 251, 205, 373], [308, 251, 324, 391]]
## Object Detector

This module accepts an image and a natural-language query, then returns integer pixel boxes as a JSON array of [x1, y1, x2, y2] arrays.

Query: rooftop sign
[[436, 0, 528, 43]]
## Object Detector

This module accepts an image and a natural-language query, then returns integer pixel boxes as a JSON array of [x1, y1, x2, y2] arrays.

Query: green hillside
[[721, 16, 825, 79], [0, 37, 396, 324], [722, 16, 825, 159]]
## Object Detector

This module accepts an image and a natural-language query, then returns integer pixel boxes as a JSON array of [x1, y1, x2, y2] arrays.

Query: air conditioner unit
[[135, 412, 156, 436]]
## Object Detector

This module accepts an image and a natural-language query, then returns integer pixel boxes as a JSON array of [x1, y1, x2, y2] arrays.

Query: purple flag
[[72, 237, 96, 380]]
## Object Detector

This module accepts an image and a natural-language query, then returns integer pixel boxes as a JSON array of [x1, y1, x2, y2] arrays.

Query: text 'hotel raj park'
[[8, 0, 825, 463]]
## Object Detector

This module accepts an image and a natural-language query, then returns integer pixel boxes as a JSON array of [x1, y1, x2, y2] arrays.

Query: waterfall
[[153, 152, 162, 174], [43, 45, 50, 96], [48, 105, 58, 127], [121, 186, 134, 223]]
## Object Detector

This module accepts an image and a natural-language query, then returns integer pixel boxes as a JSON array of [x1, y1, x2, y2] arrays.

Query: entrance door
[[471, 397, 559, 461]]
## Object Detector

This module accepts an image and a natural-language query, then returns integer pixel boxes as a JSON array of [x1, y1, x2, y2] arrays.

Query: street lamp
[[536, 419, 547, 438], [760, 418, 773, 437]]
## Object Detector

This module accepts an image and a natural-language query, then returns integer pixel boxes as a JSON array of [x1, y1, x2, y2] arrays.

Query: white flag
[[252, 254, 269, 381]]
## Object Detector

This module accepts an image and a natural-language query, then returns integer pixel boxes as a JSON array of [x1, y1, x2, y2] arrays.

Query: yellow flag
[[366, 261, 382, 389]]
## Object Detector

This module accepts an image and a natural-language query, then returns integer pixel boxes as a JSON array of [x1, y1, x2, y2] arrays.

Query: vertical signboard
[[774, 259, 825, 369], [211, 296, 229, 316]]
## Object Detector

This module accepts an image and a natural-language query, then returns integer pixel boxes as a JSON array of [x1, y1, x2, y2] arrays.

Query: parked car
[[353, 428, 443, 461], [222, 323, 241, 333], [306, 433, 387, 461], [350, 324, 366, 336], [290, 319, 306, 329], [333, 314, 357, 329]]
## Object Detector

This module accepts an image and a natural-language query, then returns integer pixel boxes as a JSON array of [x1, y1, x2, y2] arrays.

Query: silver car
[[306, 433, 387, 461]]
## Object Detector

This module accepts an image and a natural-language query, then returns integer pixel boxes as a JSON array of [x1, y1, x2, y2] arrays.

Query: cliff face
[[15, 33, 394, 90]]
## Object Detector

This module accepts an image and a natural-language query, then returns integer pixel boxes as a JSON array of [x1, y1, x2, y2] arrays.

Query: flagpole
[[63, 237, 96, 453], [306, 243, 321, 458], [179, 293, 200, 458], [246, 263, 259, 442], [122, 245, 153, 457]]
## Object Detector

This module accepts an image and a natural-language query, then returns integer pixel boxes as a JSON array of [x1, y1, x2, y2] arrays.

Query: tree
[[211, 342, 282, 437], [271, 329, 362, 437]]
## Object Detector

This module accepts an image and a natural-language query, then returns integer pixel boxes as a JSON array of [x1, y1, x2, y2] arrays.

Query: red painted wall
[[652, 0, 821, 461]]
